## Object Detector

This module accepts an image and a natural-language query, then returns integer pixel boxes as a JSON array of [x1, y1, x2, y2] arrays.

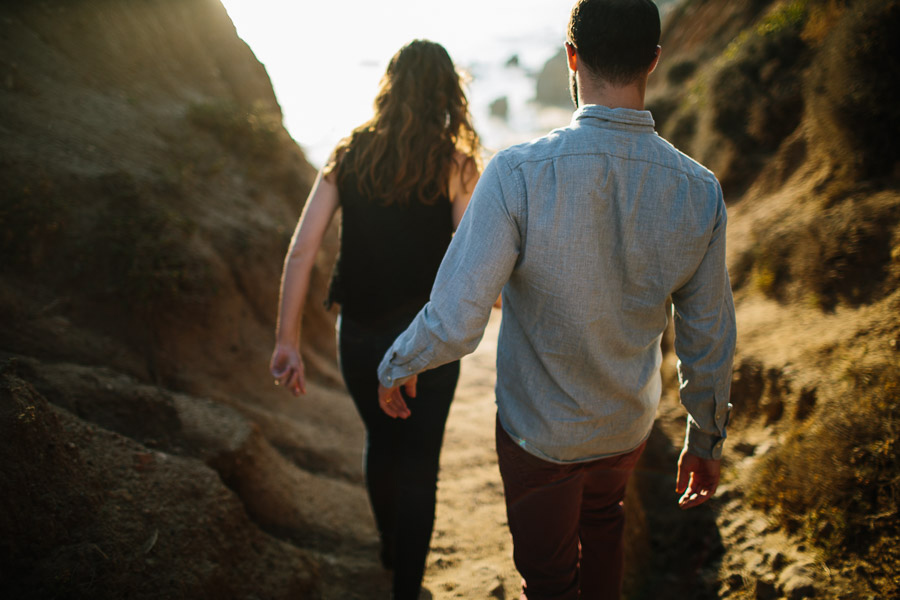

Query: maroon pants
[[496, 417, 645, 600]]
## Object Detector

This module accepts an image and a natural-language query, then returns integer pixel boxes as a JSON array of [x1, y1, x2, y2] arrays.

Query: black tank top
[[327, 166, 454, 327]]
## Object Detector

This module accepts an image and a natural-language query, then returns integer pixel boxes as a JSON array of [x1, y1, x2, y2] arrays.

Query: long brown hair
[[324, 39, 481, 205]]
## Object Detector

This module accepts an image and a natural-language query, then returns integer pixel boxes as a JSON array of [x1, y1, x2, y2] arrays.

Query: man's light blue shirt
[[378, 104, 736, 462]]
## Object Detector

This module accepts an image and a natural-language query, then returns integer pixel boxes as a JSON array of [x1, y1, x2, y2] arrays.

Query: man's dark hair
[[567, 0, 661, 85]]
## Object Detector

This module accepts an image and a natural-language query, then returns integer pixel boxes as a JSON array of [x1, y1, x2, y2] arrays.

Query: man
[[377, 0, 736, 597]]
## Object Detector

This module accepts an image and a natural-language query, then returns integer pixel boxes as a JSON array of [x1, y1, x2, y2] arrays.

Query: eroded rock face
[[0, 0, 335, 397], [0, 0, 367, 596], [0, 368, 319, 599]]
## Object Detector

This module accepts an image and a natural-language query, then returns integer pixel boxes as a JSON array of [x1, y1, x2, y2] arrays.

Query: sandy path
[[422, 309, 522, 599]]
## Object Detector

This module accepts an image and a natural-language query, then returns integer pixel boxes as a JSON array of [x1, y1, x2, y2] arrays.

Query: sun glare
[[220, 0, 577, 167]]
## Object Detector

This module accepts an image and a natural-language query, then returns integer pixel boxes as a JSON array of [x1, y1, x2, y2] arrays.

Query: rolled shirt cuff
[[377, 348, 426, 389], [684, 417, 727, 460]]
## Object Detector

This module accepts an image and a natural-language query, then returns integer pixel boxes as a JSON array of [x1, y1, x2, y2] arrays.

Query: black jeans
[[339, 314, 460, 600]]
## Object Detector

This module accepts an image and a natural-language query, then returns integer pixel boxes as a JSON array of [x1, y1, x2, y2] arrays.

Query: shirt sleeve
[[377, 153, 522, 388], [671, 180, 737, 460]]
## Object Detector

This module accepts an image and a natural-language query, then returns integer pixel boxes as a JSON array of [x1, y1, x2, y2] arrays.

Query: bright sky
[[220, 0, 577, 166]]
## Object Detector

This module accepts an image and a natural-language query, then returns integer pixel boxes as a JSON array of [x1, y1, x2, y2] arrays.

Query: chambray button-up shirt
[[378, 104, 736, 462]]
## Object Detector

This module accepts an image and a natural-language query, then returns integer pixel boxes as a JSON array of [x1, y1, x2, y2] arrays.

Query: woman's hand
[[270, 344, 306, 396], [270, 169, 339, 398]]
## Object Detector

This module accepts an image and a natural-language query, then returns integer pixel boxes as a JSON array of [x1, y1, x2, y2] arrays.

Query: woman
[[269, 40, 481, 599]]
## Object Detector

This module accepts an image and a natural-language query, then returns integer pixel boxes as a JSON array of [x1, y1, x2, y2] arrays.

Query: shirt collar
[[571, 104, 656, 130]]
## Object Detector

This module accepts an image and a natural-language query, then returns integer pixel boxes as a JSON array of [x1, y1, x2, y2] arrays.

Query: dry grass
[[695, 3, 900, 594], [653, 0, 814, 196], [0, 164, 213, 321], [656, 0, 900, 199], [804, 0, 900, 183], [748, 358, 899, 594], [85, 173, 211, 310], [735, 189, 900, 310], [801, 0, 847, 44], [0, 171, 65, 273]]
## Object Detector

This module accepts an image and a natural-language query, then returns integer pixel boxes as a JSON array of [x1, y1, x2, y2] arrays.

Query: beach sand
[[421, 309, 521, 598]]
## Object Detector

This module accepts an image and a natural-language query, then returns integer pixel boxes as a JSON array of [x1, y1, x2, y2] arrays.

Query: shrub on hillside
[[0, 167, 212, 316], [666, 60, 697, 86], [749, 361, 899, 595], [187, 100, 283, 161], [805, 0, 900, 182], [735, 190, 900, 309], [85, 172, 212, 310], [0, 169, 66, 274], [705, 0, 810, 194], [654, 0, 813, 196]]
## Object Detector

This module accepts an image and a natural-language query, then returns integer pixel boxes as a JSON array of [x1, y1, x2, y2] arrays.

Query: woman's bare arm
[[449, 152, 481, 230], [271, 170, 340, 395]]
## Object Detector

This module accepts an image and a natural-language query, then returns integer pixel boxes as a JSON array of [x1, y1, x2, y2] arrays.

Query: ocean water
[[221, 0, 677, 168]]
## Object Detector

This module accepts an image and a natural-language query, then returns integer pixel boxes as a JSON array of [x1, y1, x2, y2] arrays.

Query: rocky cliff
[[0, 1, 376, 598]]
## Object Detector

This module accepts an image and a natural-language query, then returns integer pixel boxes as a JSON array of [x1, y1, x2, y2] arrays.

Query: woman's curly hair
[[324, 39, 481, 205]]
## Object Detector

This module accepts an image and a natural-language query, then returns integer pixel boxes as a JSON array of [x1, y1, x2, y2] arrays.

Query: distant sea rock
[[489, 96, 509, 120], [534, 47, 571, 109]]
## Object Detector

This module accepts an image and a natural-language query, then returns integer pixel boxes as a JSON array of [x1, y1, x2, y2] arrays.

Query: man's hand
[[378, 375, 417, 419], [676, 448, 721, 509]]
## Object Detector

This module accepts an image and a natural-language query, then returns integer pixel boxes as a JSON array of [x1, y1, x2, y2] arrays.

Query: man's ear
[[649, 45, 661, 74], [565, 41, 578, 72]]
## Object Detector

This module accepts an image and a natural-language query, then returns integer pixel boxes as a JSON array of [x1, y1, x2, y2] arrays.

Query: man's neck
[[578, 76, 647, 111]]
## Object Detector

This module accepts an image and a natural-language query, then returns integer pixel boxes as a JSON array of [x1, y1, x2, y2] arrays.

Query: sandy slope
[[422, 309, 521, 599]]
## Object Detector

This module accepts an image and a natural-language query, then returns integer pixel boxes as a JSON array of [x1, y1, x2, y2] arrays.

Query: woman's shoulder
[[449, 150, 480, 200], [451, 149, 478, 170], [325, 127, 372, 174]]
